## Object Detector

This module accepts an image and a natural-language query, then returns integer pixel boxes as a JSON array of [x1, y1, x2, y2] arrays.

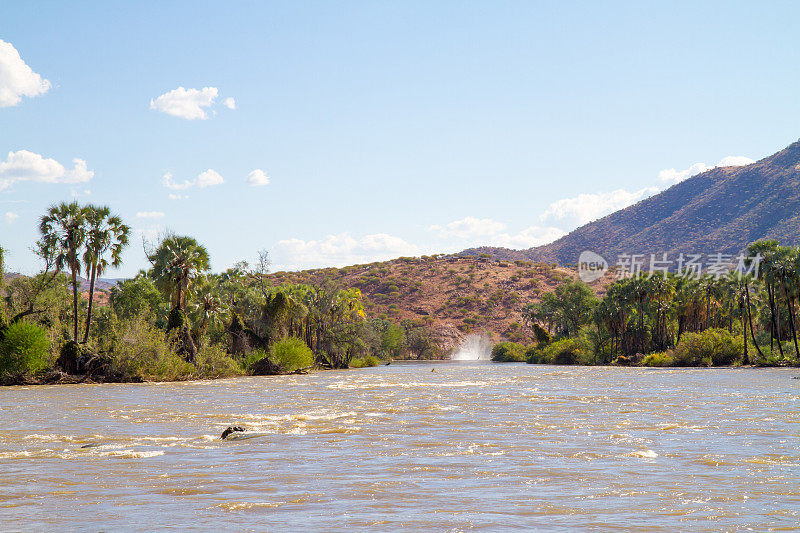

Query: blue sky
[[1, 1, 799, 277]]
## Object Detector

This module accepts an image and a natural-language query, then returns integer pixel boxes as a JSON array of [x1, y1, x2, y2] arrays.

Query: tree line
[[0, 202, 442, 382]]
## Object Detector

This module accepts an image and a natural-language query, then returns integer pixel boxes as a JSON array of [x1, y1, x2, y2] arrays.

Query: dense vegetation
[[0, 202, 443, 383], [493, 240, 800, 367]]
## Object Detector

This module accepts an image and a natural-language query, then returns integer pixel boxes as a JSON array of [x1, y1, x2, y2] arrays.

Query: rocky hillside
[[269, 255, 609, 349], [463, 138, 800, 265]]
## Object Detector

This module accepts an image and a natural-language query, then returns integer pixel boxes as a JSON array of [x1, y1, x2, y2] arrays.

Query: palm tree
[[147, 235, 210, 314], [81, 205, 130, 343], [189, 275, 229, 344], [39, 202, 86, 341]]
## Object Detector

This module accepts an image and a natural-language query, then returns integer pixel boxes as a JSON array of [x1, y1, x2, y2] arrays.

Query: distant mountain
[[463, 139, 800, 265]]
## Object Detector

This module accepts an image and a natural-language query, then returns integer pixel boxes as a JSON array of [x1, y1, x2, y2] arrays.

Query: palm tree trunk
[[71, 266, 79, 341], [82, 263, 97, 344], [788, 295, 800, 358], [769, 284, 785, 357], [745, 280, 764, 361]]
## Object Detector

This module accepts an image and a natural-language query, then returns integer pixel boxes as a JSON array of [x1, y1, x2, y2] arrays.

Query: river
[[0, 363, 798, 531]]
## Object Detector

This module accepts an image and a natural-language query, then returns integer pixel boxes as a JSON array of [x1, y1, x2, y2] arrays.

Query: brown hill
[[463, 138, 800, 265], [270, 255, 611, 349]]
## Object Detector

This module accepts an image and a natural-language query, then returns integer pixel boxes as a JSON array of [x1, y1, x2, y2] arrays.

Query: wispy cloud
[[136, 211, 165, 219], [0, 39, 50, 107], [4, 211, 19, 223], [162, 169, 224, 191], [273, 233, 420, 270]]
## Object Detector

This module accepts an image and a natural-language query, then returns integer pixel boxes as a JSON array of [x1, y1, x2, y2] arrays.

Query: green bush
[[674, 328, 743, 366], [0, 322, 50, 375], [270, 337, 314, 372], [491, 341, 527, 362], [641, 351, 676, 367], [109, 315, 195, 380], [531, 337, 594, 365], [350, 355, 380, 368], [195, 344, 244, 378]]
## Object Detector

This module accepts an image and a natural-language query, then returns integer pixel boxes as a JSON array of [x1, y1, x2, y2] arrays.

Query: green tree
[[81, 205, 130, 343], [110, 276, 165, 321], [147, 235, 210, 313], [38, 202, 86, 341]]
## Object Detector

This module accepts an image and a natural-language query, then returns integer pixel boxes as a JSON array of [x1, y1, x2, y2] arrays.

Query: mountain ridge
[[462, 139, 800, 265]]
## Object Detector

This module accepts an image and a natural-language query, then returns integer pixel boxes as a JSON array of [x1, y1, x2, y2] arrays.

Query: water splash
[[451, 334, 491, 360]]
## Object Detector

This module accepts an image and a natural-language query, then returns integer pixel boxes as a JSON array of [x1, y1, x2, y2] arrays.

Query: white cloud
[[162, 172, 193, 190], [150, 86, 219, 120], [0, 150, 94, 191], [222, 97, 236, 110], [162, 169, 223, 191], [4, 211, 19, 223], [429, 216, 565, 250], [0, 40, 51, 107], [539, 187, 660, 227], [246, 169, 270, 187], [533, 153, 756, 232], [197, 169, 224, 188], [491, 226, 567, 248], [168, 193, 187, 200], [136, 211, 165, 219], [717, 155, 755, 167], [273, 233, 420, 270], [658, 155, 754, 185], [429, 217, 506, 239]]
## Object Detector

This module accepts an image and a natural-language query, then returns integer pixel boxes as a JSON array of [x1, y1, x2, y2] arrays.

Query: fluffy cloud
[[168, 193, 187, 201], [0, 40, 51, 107], [150, 87, 237, 120], [539, 187, 660, 227], [0, 150, 94, 191], [136, 211, 165, 219], [197, 169, 224, 188], [658, 155, 755, 185], [4, 211, 19, 223], [273, 233, 420, 270], [246, 169, 270, 187], [150, 87, 218, 120], [162, 169, 223, 191]]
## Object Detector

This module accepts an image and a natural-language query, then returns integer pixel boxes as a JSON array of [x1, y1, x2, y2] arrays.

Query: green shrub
[[0, 322, 50, 374], [270, 337, 314, 372], [195, 344, 244, 378], [242, 349, 269, 372], [350, 355, 380, 368], [641, 351, 676, 367], [674, 328, 743, 366], [491, 341, 527, 362], [535, 337, 594, 365], [109, 315, 194, 380]]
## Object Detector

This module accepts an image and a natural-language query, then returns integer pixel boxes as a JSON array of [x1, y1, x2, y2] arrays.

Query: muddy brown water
[[0, 362, 798, 531]]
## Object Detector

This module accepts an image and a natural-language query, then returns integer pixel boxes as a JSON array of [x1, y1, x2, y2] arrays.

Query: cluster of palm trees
[[37, 202, 130, 344], [528, 240, 800, 364]]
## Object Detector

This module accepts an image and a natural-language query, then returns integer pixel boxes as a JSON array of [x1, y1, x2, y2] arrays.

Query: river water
[[0, 363, 798, 531]]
